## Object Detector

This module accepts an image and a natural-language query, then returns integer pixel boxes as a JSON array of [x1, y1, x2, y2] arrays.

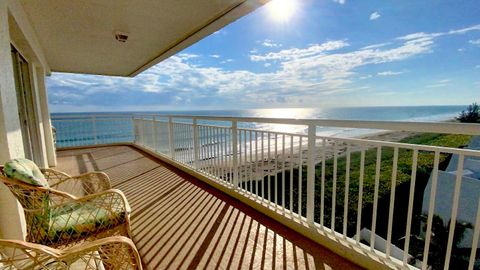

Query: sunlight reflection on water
[[240, 106, 461, 137], [249, 108, 316, 135]]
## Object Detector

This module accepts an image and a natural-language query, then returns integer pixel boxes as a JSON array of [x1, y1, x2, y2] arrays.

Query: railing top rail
[[318, 135, 480, 157], [52, 114, 133, 119], [53, 113, 480, 136], [134, 114, 480, 136]]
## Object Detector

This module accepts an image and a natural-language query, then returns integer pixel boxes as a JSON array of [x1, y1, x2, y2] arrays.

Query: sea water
[[52, 105, 465, 148]]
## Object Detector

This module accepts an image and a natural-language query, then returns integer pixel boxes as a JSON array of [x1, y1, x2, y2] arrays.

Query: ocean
[[51, 105, 465, 148]]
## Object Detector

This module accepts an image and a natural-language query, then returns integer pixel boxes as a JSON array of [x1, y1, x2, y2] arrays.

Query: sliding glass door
[[11, 45, 38, 161]]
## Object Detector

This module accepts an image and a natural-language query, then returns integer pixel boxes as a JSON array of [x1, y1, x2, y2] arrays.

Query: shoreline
[[234, 119, 461, 181], [194, 118, 460, 181], [221, 130, 425, 182]]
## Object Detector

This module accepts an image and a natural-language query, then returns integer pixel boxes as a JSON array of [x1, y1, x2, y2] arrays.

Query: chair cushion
[[3, 158, 48, 187], [46, 204, 126, 243]]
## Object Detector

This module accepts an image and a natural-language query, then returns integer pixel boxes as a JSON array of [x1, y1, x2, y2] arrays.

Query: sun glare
[[267, 0, 297, 22]]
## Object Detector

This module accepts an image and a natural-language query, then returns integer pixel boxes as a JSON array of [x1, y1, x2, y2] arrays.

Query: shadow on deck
[[56, 145, 362, 270]]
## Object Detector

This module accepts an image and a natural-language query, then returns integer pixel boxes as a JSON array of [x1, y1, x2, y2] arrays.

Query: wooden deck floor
[[56, 145, 362, 270]]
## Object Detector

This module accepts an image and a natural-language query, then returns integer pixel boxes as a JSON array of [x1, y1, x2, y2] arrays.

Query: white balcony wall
[[0, 0, 55, 240], [0, 0, 24, 163]]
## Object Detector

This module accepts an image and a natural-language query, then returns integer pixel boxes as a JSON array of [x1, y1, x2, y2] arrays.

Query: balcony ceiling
[[19, 0, 268, 77]]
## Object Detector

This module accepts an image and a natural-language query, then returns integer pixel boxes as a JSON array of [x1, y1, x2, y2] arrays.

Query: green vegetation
[[250, 133, 471, 240], [244, 132, 472, 267], [457, 102, 480, 123], [410, 215, 473, 269], [312, 133, 471, 237]]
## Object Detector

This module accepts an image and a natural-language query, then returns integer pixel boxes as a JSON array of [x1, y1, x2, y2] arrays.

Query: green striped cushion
[[3, 158, 48, 187]]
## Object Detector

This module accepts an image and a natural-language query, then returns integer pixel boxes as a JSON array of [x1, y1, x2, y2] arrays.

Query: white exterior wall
[[0, 0, 27, 241], [0, 0, 24, 162], [422, 170, 480, 248], [0, 0, 54, 240], [35, 66, 56, 167]]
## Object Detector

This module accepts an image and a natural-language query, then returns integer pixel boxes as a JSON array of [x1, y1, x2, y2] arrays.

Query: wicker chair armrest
[[65, 236, 142, 268], [41, 168, 72, 186], [48, 171, 112, 195], [51, 189, 131, 215], [0, 175, 77, 209], [0, 236, 142, 269], [71, 171, 112, 189]]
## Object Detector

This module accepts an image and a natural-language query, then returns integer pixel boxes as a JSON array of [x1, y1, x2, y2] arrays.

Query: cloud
[[209, 54, 221, 58], [212, 30, 227, 36], [469, 39, 480, 46], [448, 25, 480, 35], [397, 24, 480, 42], [50, 90, 84, 101], [261, 39, 282, 47], [220, 59, 234, 64], [426, 84, 447, 88], [177, 53, 200, 60], [250, 40, 350, 61], [47, 24, 480, 110], [264, 63, 272, 67], [361, 42, 391, 50], [369, 12, 381, 20], [426, 79, 450, 88], [377, 71, 404, 76], [359, 75, 373, 79], [397, 32, 442, 41], [377, 91, 396, 96], [332, 0, 345, 4]]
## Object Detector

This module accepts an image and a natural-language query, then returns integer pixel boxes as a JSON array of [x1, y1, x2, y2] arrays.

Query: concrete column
[[36, 66, 56, 167], [29, 63, 48, 167], [0, 1, 27, 240]]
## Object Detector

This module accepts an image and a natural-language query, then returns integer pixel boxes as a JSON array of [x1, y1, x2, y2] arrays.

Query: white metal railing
[[54, 113, 480, 269], [51, 114, 134, 147], [133, 114, 480, 270]]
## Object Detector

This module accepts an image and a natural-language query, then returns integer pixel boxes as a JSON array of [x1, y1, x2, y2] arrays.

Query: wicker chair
[[0, 160, 132, 248], [0, 236, 143, 269], [40, 167, 112, 197], [0, 163, 112, 197]]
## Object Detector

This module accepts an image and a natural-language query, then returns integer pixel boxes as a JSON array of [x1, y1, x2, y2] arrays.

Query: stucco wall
[[0, 0, 25, 162], [0, 0, 27, 240], [422, 170, 480, 248], [0, 0, 54, 240]]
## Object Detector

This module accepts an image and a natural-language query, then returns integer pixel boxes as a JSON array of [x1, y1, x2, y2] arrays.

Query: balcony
[[56, 145, 361, 269], [51, 114, 480, 269]]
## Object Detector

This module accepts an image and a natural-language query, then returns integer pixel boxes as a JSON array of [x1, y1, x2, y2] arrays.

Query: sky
[[47, 0, 480, 112]]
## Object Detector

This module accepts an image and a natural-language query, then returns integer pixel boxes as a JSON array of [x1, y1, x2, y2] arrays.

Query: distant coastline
[[52, 105, 463, 138]]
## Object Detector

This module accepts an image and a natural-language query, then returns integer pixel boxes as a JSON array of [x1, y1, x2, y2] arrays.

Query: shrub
[[457, 102, 480, 123]]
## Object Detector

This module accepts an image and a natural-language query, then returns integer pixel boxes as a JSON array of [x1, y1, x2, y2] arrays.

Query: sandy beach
[[198, 130, 420, 182]]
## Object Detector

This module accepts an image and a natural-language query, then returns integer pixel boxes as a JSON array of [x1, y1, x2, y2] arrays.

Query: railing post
[[152, 116, 157, 151], [131, 115, 136, 143], [193, 118, 199, 168], [92, 116, 97, 145], [232, 120, 238, 189], [306, 123, 316, 224], [168, 116, 175, 159], [139, 116, 144, 146]]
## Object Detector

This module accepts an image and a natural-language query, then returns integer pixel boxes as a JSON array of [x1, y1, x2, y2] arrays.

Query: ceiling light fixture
[[114, 31, 129, 43]]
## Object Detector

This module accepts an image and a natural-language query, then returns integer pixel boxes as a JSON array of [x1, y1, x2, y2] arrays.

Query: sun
[[267, 0, 297, 22]]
